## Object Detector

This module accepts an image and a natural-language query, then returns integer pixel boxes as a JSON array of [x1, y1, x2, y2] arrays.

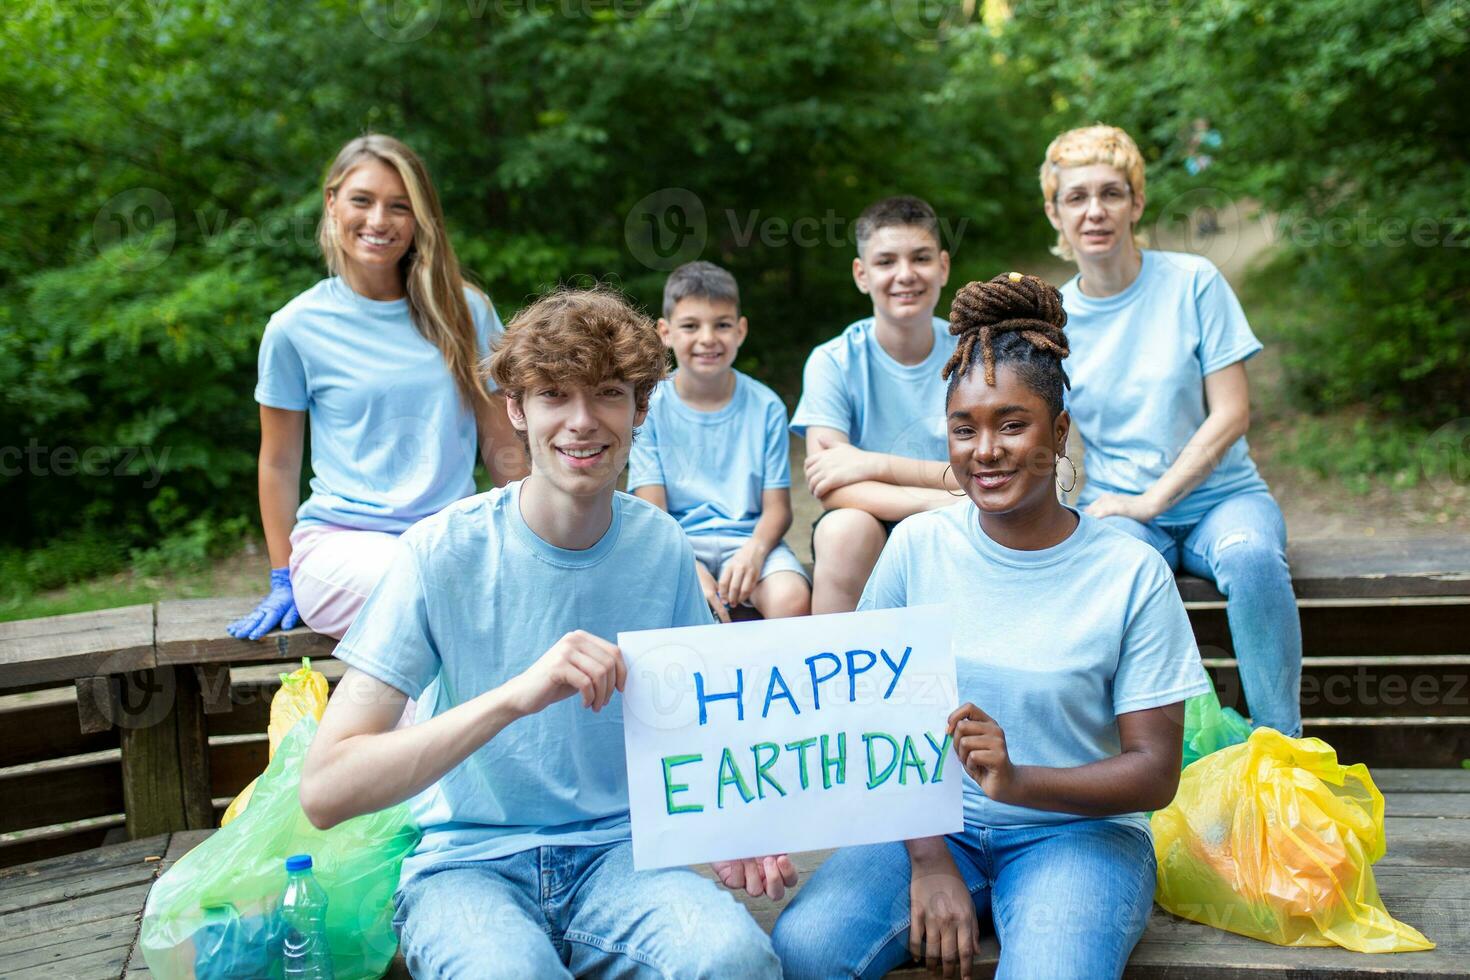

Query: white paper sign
[[619, 605, 961, 870]]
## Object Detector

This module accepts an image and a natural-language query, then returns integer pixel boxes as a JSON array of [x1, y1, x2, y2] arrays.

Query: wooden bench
[[2, 768, 1465, 979], [2, 536, 1468, 868]]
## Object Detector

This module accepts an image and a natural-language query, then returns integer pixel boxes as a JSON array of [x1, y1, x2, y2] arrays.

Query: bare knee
[[754, 572, 812, 618], [812, 510, 887, 613]]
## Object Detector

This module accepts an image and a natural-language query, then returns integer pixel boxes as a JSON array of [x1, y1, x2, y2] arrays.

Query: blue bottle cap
[[285, 854, 313, 872]]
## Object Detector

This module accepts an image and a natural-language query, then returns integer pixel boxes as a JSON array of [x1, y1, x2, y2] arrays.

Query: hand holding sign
[[620, 605, 960, 869], [505, 630, 628, 715], [949, 702, 1016, 803]]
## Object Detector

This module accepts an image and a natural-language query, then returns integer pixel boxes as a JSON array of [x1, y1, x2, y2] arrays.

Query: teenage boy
[[300, 287, 792, 979], [629, 261, 811, 621], [791, 195, 961, 613]]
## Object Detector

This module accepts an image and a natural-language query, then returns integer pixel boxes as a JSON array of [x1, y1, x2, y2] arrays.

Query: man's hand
[[695, 561, 731, 623], [505, 630, 626, 715], [909, 845, 978, 980], [717, 541, 767, 609], [1084, 491, 1160, 524], [711, 854, 799, 902], [805, 442, 880, 497], [949, 703, 1020, 804]]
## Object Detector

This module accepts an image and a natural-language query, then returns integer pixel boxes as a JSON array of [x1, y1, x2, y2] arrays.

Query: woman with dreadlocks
[[772, 274, 1210, 980], [1039, 123, 1301, 737]]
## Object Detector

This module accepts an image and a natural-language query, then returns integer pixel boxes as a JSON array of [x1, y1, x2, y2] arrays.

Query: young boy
[[299, 287, 792, 979], [629, 261, 811, 621], [791, 195, 961, 613]]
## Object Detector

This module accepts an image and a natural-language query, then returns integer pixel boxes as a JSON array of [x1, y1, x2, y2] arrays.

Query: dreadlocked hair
[[942, 273, 1071, 417]]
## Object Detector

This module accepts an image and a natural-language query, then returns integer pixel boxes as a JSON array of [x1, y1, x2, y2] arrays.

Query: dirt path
[[785, 205, 1466, 565]]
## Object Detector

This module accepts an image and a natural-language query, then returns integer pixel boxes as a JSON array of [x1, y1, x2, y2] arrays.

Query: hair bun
[[949, 273, 1066, 336], [943, 273, 1069, 385]]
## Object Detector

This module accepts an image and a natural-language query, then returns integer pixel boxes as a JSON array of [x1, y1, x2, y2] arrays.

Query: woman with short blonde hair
[[1038, 122, 1301, 737]]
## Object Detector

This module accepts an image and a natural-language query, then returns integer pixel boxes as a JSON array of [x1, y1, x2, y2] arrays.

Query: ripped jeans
[[1102, 491, 1302, 736]]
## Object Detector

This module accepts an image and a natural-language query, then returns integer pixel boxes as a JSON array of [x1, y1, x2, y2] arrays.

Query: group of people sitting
[[223, 123, 1304, 980]]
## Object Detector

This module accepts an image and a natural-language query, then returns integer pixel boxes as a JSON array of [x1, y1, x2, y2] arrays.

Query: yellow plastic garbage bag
[[221, 658, 329, 826], [1151, 727, 1434, 953]]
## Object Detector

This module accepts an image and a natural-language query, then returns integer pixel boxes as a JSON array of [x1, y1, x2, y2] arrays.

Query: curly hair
[[942, 273, 1071, 418], [486, 285, 668, 412]]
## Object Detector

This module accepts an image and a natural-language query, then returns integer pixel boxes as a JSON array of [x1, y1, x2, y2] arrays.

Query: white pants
[[288, 524, 400, 640]]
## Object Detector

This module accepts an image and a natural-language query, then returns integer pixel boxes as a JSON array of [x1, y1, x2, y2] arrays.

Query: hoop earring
[[1056, 453, 1078, 494], [942, 463, 967, 497]]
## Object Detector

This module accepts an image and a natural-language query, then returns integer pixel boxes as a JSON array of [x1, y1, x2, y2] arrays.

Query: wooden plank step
[[1372, 770, 1470, 793], [1175, 538, 1470, 602], [0, 750, 124, 836], [0, 686, 120, 769], [0, 880, 151, 942], [1189, 596, 1470, 659], [0, 605, 154, 689], [155, 598, 336, 668], [1384, 793, 1470, 819], [0, 911, 140, 971], [5, 941, 138, 980], [0, 814, 127, 870]]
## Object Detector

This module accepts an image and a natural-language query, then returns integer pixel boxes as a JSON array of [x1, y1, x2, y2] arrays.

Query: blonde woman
[[1038, 124, 1301, 736], [227, 134, 524, 641]]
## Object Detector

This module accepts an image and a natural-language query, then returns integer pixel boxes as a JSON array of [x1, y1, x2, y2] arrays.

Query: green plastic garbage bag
[[141, 716, 420, 979], [1181, 689, 1252, 770]]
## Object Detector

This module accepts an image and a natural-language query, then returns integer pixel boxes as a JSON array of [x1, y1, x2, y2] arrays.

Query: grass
[[0, 540, 265, 623]]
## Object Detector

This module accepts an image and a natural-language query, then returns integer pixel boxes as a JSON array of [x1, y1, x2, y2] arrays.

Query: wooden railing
[[2, 536, 1468, 867]]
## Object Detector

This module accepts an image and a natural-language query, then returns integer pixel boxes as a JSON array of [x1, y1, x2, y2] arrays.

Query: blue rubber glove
[[226, 567, 301, 641]]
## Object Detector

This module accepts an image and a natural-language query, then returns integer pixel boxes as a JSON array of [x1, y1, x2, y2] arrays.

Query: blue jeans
[[772, 820, 1156, 980], [393, 840, 780, 979], [1103, 490, 1303, 736]]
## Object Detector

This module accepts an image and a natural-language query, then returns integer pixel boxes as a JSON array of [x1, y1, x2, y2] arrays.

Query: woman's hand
[[226, 567, 300, 640], [949, 703, 1021, 805], [1084, 491, 1159, 523], [908, 841, 978, 979]]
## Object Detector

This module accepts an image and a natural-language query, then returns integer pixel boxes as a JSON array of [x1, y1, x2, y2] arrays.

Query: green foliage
[[0, 0, 1029, 593], [962, 0, 1470, 424], [2, 0, 1465, 596]]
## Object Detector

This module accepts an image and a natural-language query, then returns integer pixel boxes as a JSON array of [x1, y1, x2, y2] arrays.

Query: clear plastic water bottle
[[280, 854, 334, 979]]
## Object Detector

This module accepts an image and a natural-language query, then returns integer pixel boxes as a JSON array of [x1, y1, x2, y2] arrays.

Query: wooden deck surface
[[0, 769, 1465, 979]]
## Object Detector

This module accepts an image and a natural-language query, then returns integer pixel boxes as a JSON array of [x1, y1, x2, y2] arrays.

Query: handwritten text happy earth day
[[620, 605, 962, 869]]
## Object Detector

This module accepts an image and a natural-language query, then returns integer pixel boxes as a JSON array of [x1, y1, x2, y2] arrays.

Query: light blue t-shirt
[[255, 276, 503, 533], [1061, 250, 1270, 526], [858, 503, 1211, 835], [626, 371, 791, 538], [790, 316, 957, 460], [334, 483, 715, 886]]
